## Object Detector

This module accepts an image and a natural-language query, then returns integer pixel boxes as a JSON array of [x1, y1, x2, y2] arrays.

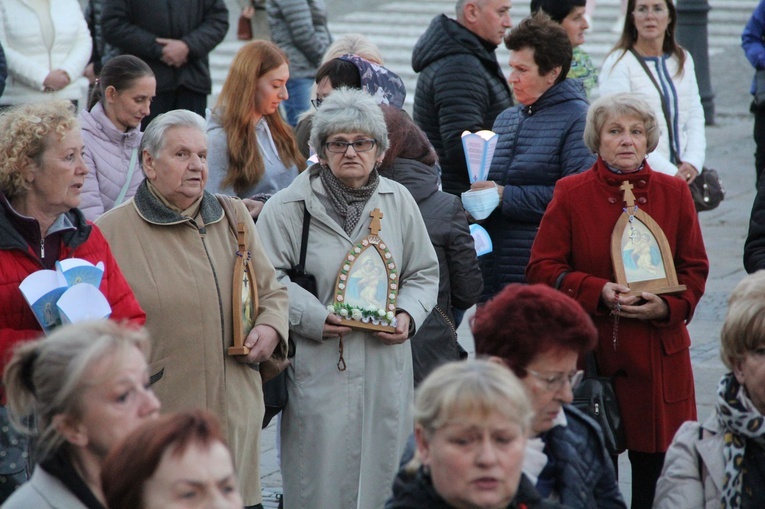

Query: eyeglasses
[[527, 369, 584, 392], [324, 139, 377, 154], [311, 98, 324, 109], [633, 5, 668, 17]]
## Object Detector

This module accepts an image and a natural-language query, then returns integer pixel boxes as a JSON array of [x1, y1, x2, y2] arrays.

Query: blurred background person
[[412, 0, 513, 196], [206, 41, 306, 220], [473, 283, 626, 509], [527, 93, 708, 509], [742, 0, 765, 186], [103, 410, 243, 509], [2, 320, 160, 508], [0, 0, 91, 109], [654, 270, 765, 508], [530, 0, 598, 97], [600, 0, 706, 181], [256, 88, 438, 509], [296, 54, 405, 158], [473, 13, 594, 300], [95, 110, 289, 509], [387, 359, 562, 509], [267, 0, 332, 127], [79, 55, 156, 221], [379, 104, 482, 385], [102, 0, 228, 127]]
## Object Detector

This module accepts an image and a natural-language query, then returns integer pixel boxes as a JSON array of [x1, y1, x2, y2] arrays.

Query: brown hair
[[379, 105, 437, 170], [214, 41, 306, 194], [611, 0, 685, 75], [504, 12, 572, 84], [472, 283, 597, 377], [101, 410, 228, 509]]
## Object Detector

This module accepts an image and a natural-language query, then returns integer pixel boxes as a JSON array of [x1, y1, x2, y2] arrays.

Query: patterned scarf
[[319, 164, 379, 235], [716, 372, 765, 508]]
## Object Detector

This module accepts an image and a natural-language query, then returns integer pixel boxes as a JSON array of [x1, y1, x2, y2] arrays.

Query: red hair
[[472, 283, 597, 376], [101, 410, 228, 509], [215, 41, 306, 194]]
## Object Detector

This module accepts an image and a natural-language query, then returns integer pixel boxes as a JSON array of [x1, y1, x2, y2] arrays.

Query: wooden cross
[[620, 181, 636, 208], [369, 208, 383, 235]]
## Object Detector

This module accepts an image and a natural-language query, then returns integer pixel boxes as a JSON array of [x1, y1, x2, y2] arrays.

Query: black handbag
[[689, 168, 725, 212], [262, 206, 315, 429], [573, 353, 627, 456]]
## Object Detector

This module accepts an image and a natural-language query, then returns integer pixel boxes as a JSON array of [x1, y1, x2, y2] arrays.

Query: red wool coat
[[527, 158, 708, 452]]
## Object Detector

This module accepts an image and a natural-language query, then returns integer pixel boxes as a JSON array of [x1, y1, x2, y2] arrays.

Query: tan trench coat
[[256, 166, 439, 509], [97, 184, 289, 506]]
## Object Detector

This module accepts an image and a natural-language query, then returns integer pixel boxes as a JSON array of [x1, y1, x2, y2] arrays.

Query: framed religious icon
[[327, 208, 398, 333], [229, 222, 259, 356], [610, 181, 686, 296]]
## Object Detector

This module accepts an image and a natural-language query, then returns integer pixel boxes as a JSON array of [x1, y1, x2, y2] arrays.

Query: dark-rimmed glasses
[[324, 139, 377, 154]]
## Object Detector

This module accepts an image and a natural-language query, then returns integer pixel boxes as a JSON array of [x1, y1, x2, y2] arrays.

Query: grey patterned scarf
[[319, 164, 379, 235]]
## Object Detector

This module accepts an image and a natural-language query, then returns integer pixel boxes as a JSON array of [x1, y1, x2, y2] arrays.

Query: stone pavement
[[240, 2, 761, 507]]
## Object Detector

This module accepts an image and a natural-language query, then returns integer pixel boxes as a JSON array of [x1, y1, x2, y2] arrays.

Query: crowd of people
[[1, 0, 764, 508]]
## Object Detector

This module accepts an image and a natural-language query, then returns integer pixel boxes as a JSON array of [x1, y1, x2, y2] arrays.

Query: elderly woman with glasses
[[256, 87, 439, 509], [473, 283, 627, 509]]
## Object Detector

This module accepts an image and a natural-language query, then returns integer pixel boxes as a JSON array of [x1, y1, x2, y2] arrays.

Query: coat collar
[[79, 102, 142, 146], [697, 413, 724, 493], [131, 180, 224, 226]]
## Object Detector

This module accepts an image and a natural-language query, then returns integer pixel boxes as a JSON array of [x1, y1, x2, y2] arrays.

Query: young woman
[[206, 40, 305, 219], [78, 55, 155, 220]]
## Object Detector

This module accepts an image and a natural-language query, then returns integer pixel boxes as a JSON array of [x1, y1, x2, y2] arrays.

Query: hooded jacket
[[380, 158, 482, 384], [78, 102, 144, 221], [479, 78, 594, 300], [412, 14, 512, 196]]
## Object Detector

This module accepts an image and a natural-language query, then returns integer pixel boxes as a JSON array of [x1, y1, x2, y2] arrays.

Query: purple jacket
[[78, 102, 144, 221]]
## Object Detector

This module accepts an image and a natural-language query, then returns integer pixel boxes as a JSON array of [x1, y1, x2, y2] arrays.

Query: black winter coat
[[412, 15, 512, 196], [479, 78, 595, 300], [744, 170, 765, 272], [380, 158, 482, 385], [102, 0, 228, 94], [386, 468, 562, 509]]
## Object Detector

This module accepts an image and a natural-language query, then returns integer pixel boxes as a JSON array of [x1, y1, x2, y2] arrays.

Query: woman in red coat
[[526, 93, 708, 509]]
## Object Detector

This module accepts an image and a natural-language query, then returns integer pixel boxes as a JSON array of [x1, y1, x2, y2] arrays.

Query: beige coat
[[96, 184, 289, 506], [256, 166, 439, 509]]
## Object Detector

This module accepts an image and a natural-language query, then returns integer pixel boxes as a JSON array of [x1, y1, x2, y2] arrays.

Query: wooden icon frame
[[229, 222, 259, 356], [610, 207, 686, 296]]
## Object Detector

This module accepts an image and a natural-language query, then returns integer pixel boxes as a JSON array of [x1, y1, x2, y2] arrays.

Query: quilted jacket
[[78, 102, 144, 221], [267, 0, 331, 80], [479, 78, 594, 300], [412, 14, 512, 196]]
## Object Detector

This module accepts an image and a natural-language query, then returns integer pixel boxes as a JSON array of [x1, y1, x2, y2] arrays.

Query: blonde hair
[[414, 359, 533, 437], [0, 101, 77, 199], [720, 271, 765, 370], [3, 321, 151, 461], [583, 93, 661, 155], [322, 33, 384, 65]]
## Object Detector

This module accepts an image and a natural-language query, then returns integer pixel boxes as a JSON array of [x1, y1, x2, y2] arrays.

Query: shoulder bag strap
[[584, 351, 599, 378], [114, 147, 139, 207], [296, 205, 311, 270], [628, 49, 680, 163], [215, 194, 241, 237]]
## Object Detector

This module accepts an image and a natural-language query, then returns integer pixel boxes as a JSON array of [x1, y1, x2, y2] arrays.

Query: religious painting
[[610, 181, 686, 296], [230, 223, 258, 356], [329, 208, 398, 333]]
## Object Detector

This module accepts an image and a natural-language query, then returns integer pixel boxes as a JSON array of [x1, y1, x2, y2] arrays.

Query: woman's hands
[[322, 311, 412, 345], [43, 70, 71, 92], [471, 180, 505, 198], [676, 162, 699, 185], [375, 312, 411, 345], [601, 282, 669, 321], [241, 324, 281, 363]]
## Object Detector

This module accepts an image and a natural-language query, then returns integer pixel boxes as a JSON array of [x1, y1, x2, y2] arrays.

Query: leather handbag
[[689, 168, 725, 212], [237, 14, 253, 41], [630, 49, 724, 212], [573, 353, 627, 456]]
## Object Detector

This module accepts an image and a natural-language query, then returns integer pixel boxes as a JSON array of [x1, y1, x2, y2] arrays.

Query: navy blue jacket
[[545, 405, 627, 509], [479, 78, 594, 300]]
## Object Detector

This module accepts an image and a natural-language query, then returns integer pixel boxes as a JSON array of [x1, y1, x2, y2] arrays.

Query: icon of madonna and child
[[344, 250, 388, 311], [621, 219, 666, 282]]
